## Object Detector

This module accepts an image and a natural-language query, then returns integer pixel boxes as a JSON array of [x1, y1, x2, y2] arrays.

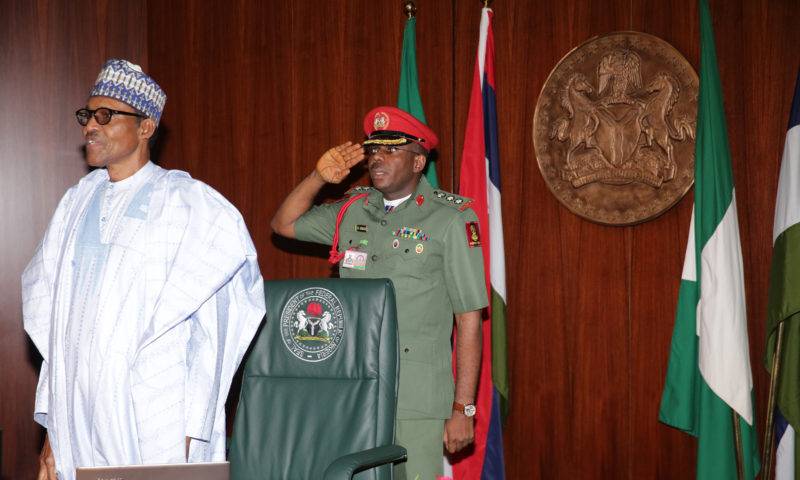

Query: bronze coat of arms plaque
[[533, 31, 698, 225]]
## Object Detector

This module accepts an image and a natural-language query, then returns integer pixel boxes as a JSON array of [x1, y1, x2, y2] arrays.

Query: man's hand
[[316, 142, 365, 184], [443, 411, 475, 454], [37, 434, 57, 480]]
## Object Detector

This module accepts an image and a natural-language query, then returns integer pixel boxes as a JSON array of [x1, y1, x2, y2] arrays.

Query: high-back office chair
[[229, 278, 407, 479]]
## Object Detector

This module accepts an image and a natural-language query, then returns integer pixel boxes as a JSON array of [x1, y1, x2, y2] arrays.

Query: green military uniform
[[294, 176, 488, 478]]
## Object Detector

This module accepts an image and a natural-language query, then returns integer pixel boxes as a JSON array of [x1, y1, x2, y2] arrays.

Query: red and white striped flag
[[450, 7, 508, 480]]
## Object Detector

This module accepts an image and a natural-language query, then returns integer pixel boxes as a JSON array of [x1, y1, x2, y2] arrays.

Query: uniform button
[[371, 255, 378, 262], [404, 348, 409, 353], [380, 219, 388, 226], [404, 249, 409, 253], [101, 216, 107, 222]]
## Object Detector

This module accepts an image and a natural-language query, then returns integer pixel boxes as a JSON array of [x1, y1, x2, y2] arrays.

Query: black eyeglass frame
[[75, 107, 148, 126], [364, 145, 419, 156]]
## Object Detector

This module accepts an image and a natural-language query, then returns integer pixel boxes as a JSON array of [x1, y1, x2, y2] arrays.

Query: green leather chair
[[229, 278, 407, 479]]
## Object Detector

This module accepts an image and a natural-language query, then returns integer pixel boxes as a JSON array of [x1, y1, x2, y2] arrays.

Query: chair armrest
[[322, 445, 408, 480]]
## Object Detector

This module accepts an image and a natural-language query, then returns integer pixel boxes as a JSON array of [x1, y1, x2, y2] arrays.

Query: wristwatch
[[453, 401, 477, 417]]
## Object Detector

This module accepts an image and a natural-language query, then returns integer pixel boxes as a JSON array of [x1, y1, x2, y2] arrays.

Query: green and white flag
[[659, 0, 759, 478], [764, 66, 800, 480], [397, 16, 438, 188]]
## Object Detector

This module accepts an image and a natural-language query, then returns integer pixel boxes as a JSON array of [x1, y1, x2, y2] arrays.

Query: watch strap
[[453, 401, 476, 417]]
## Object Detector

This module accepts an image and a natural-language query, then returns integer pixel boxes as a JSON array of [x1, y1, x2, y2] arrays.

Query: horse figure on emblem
[[551, 72, 602, 169], [639, 72, 695, 181]]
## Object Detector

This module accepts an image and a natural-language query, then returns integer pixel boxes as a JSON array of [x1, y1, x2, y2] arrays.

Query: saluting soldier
[[271, 106, 488, 480]]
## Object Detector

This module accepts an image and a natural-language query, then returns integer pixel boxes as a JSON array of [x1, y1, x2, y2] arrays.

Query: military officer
[[271, 106, 488, 480]]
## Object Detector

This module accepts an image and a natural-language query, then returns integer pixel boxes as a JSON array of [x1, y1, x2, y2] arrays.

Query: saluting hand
[[316, 141, 366, 184]]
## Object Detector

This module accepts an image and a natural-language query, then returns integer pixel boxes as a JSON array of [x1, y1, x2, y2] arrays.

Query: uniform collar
[[368, 176, 434, 212]]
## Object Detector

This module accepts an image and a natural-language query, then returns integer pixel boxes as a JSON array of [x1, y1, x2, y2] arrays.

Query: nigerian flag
[[397, 15, 438, 188], [659, 0, 759, 478]]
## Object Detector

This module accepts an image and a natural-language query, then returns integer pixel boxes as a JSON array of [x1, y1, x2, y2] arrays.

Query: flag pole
[[731, 409, 745, 480], [403, 1, 415, 18], [761, 321, 786, 480]]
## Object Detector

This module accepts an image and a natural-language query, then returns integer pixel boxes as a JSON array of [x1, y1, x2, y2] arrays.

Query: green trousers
[[394, 418, 445, 480]]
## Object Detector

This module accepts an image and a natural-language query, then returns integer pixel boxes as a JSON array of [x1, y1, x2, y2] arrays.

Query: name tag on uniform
[[342, 249, 367, 270]]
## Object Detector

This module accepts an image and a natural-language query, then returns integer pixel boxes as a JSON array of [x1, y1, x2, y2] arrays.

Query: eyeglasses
[[365, 145, 417, 156], [75, 108, 147, 126]]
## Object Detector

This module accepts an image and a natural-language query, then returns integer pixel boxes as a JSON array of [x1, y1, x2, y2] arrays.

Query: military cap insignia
[[373, 111, 390, 130]]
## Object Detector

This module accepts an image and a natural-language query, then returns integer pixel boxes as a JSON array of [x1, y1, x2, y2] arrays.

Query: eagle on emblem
[[295, 303, 333, 340], [598, 50, 642, 105]]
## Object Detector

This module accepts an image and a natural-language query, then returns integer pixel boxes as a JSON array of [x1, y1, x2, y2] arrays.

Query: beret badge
[[373, 111, 390, 130]]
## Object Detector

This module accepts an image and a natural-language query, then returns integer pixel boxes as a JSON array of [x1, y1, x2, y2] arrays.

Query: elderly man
[[271, 106, 488, 480], [23, 59, 266, 480]]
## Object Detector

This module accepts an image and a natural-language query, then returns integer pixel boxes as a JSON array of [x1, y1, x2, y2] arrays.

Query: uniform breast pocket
[[387, 236, 441, 287], [390, 236, 434, 264]]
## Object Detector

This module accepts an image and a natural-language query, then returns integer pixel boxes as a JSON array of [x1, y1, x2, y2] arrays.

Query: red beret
[[362, 106, 438, 152]]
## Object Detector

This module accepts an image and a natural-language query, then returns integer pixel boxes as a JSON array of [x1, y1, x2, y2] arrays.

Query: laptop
[[76, 461, 229, 480]]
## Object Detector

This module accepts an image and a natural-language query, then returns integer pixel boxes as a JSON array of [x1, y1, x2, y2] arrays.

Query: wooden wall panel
[[3, 0, 800, 478], [148, 1, 455, 284], [627, 1, 700, 477], [0, 1, 148, 478], [481, 0, 640, 477]]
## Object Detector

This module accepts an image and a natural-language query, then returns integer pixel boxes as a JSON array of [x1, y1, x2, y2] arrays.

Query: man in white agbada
[[22, 59, 266, 480]]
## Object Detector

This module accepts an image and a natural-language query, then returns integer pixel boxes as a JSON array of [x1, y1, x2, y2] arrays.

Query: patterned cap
[[89, 59, 167, 125], [363, 106, 438, 152]]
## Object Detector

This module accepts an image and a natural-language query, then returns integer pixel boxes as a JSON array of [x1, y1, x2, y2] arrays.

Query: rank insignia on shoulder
[[432, 190, 474, 210], [465, 221, 482, 247], [346, 185, 375, 195]]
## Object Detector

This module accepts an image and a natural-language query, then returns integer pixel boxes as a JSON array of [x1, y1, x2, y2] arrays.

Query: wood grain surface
[[2, 0, 798, 478]]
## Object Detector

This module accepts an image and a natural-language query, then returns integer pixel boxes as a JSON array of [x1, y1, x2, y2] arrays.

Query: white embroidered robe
[[22, 162, 265, 480]]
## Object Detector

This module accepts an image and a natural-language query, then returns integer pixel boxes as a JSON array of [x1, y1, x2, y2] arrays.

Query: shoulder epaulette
[[431, 189, 475, 211], [345, 185, 375, 196]]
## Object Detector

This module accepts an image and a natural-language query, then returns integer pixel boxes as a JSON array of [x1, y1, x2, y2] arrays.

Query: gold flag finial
[[403, 1, 416, 18], [483, 0, 493, 7]]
